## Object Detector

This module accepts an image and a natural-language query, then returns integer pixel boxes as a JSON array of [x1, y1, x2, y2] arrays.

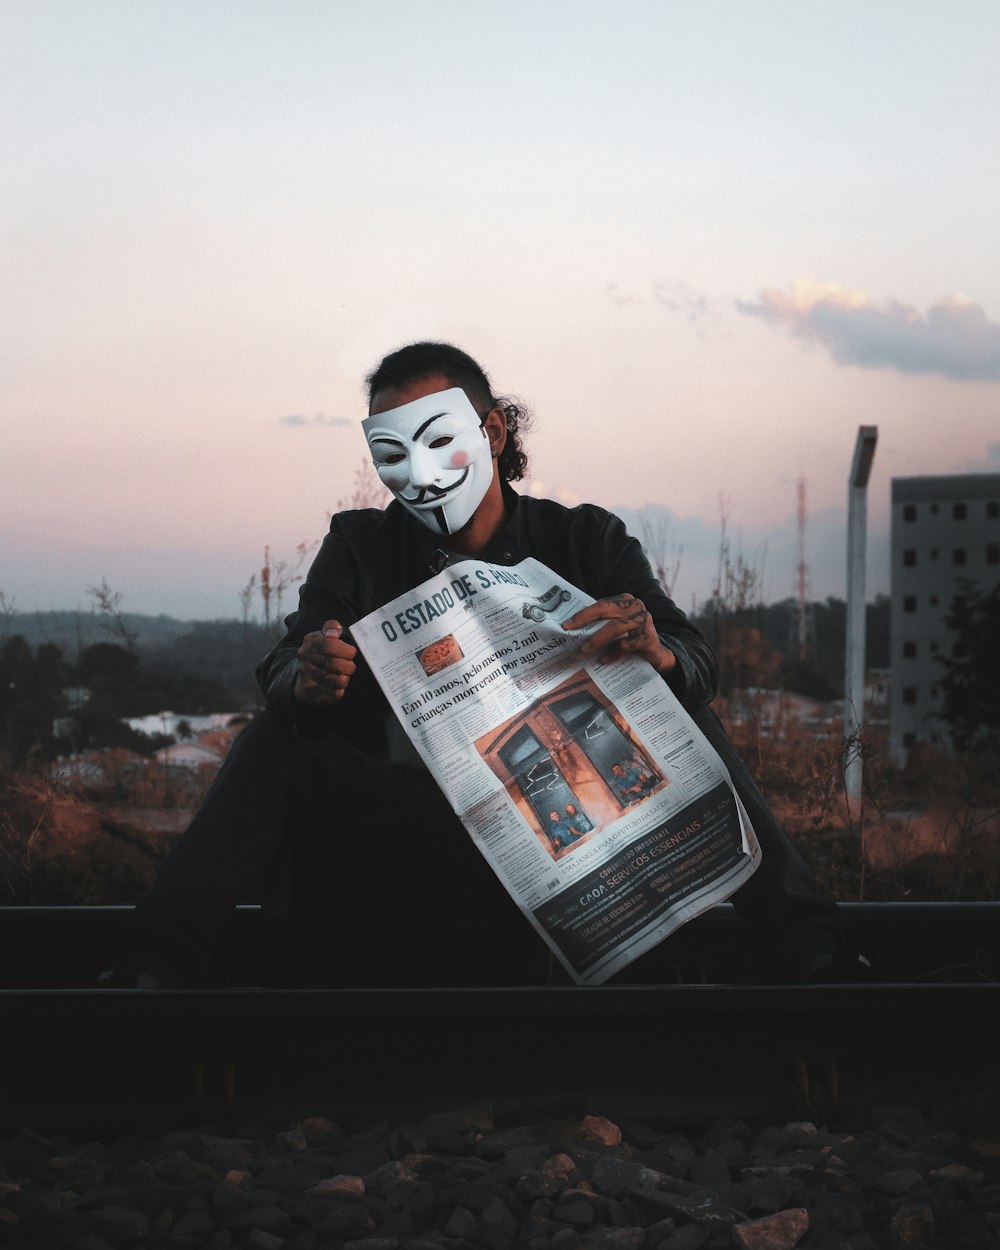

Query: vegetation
[[0, 524, 995, 906], [936, 581, 1000, 752]]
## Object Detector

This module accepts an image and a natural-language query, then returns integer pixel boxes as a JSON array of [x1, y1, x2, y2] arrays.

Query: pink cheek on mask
[[450, 450, 470, 469]]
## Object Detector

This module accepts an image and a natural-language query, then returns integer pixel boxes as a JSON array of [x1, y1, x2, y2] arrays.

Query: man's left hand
[[562, 594, 677, 675]]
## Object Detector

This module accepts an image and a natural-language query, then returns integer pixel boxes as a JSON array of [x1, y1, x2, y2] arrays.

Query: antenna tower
[[792, 477, 815, 660]]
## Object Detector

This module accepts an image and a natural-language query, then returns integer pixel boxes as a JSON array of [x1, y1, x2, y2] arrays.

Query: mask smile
[[399, 468, 470, 506]]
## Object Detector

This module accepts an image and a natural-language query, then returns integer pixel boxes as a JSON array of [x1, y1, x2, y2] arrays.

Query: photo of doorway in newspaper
[[474, 670, 666, 861]]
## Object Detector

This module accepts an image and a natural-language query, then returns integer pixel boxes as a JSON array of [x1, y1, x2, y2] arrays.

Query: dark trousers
[[121, 707, 839, 987]]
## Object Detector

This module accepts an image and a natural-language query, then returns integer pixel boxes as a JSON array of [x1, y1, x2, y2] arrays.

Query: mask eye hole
[[429, 436, 453, 448], [382, 452, 406, 465]]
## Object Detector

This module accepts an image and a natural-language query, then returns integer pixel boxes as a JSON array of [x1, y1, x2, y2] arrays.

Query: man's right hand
[[294, 620, 357, 705]]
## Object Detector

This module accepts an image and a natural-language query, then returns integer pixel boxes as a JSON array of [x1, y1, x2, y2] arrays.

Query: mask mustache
[[400, 468, 469, 505]]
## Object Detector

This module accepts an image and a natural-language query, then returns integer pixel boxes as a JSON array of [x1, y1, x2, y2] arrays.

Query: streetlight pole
[[844, 425, 878, 820]]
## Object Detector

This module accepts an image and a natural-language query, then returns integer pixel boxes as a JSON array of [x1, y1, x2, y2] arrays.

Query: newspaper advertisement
[[351, 557, 761, 985]]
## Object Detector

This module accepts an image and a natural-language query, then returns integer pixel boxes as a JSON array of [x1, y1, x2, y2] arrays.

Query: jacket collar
[[409, 479, 528, 573]]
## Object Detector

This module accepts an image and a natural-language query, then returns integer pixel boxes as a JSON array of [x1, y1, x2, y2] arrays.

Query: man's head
[[362, 381, 497, 536], [549, 810, 561, 823], [366, 343, 530, 484]]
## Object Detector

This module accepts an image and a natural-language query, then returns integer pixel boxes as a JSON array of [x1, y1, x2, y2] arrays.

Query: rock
[[928, 1161, 985, 1190], [731, 1208, 809, 1250], [551, 1228, 583, 1249], [580, 1116, 623, 1147], [205, 1144, 254, 1174], [312, 1202, 374, 1238], [688, 1153, 731, 1186], [246, 1231, 287, 1250], [307, 1173, 365, 1197], [628, 1188, 734, 1235], [443, 1204, 479, 1239], [872, 1168, 922, 1197], [589, 1156, 666, 1196], [172, 1210, 217, 1237], [299, 1116, 343, 1147], [272, 1128, 308, 1153], [556, 1192, 598, 1229], [743, 1174, 806, 1214], [660, 1224, 709, 1249], [888, 1201, 934, 1248], [91, 1205, 152, 1245], [223, 1205, 294, 1238], [580, 1227, 645, 1248]]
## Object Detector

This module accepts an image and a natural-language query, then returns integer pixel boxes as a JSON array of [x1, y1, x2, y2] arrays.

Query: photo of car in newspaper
[[474, 669, 665, 862]]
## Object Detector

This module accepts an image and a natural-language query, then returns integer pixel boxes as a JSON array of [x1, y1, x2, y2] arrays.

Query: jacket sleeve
[[255, 516, 383, 739], [599, 513, 719, 708]]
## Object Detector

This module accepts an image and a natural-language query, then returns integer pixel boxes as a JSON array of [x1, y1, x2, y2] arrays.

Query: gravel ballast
[[2, 1093, 999, 1249]]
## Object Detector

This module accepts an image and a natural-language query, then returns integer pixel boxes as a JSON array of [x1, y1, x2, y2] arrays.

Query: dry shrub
[[719, 706, 1000, 902]]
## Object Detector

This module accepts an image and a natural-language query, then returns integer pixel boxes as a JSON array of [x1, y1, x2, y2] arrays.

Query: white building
[[890, 473, 1000, 761]]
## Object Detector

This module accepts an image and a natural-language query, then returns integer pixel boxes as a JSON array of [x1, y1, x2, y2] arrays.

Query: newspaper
[[351, 557, 761, 985]]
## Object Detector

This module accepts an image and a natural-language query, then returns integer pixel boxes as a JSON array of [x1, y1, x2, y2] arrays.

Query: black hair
[[365, 341, 531, 483]]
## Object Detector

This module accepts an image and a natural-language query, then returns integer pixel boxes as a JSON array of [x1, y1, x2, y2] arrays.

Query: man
[[547, 810, 581, 852], [564, 803, 592, 836], [104, 341, 854, 989]]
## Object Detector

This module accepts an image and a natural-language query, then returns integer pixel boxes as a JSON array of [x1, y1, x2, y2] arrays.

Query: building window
[[902, 687, 917, 705], [903, 550, 917, 567], [931, 549, 939, 560], [903, 504, 917, 521], [930, 504, 939, 515], [954, 503, 967, 520], [988, 501, 999, 519], [930, 595, 938, 606], [988, 544, 999, 566], [953, 548, 967, 566], [903, 733, 915, 749], [902, 641, 916, 658], [903, 596, 916, 613], [930, 641, 938, 654]]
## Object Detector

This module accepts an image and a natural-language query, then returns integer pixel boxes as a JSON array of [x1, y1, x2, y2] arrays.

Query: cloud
[[962, 440, 1000, 472], [603, 282, 642, 307], [279, 413, 351, 428], [652, 280, 714, 328], [601, 279, 716, 328], [738, 280, 1000, 382]]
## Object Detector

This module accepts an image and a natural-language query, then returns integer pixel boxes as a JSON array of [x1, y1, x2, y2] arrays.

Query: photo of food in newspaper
[[351, 555, 760, 985], [474, 670, 665, 861], [417, 632, 464, 677]]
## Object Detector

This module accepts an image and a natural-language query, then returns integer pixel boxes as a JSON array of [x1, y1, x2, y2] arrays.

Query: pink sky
[[4, 2, 999, 619]]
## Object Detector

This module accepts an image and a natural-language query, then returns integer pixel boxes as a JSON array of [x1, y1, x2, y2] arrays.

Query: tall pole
[[844, 426, 878, 819], [797, 478, 808, 659]]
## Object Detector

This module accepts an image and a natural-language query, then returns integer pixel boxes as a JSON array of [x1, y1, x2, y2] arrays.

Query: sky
[[3, 0, 999, 623]]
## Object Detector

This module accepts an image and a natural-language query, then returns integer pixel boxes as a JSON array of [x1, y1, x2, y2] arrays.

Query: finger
[[579, 619, 634, 656], [562, 602, 622, 632], [304, 651, 356, 679]]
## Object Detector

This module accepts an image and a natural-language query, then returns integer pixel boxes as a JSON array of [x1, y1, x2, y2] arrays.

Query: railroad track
[[1, 902, 997, 1133]]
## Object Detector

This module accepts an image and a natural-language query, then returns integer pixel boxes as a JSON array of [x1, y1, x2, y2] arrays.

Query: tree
[[937, 582, 1000, 751]]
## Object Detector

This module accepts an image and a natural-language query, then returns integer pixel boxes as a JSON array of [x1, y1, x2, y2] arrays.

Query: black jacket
[[257, 485, 718, 754]]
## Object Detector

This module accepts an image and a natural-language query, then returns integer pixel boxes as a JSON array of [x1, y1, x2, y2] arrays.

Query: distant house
[[153, 742, 228, 770], [890, 473, 1000, 761]]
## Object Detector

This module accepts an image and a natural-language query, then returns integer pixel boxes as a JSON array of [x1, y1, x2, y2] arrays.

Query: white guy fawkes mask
[[362, 386, 494, 536]]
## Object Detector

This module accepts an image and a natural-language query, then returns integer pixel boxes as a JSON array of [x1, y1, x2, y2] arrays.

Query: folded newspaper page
[[351, 557, 761, 985]]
